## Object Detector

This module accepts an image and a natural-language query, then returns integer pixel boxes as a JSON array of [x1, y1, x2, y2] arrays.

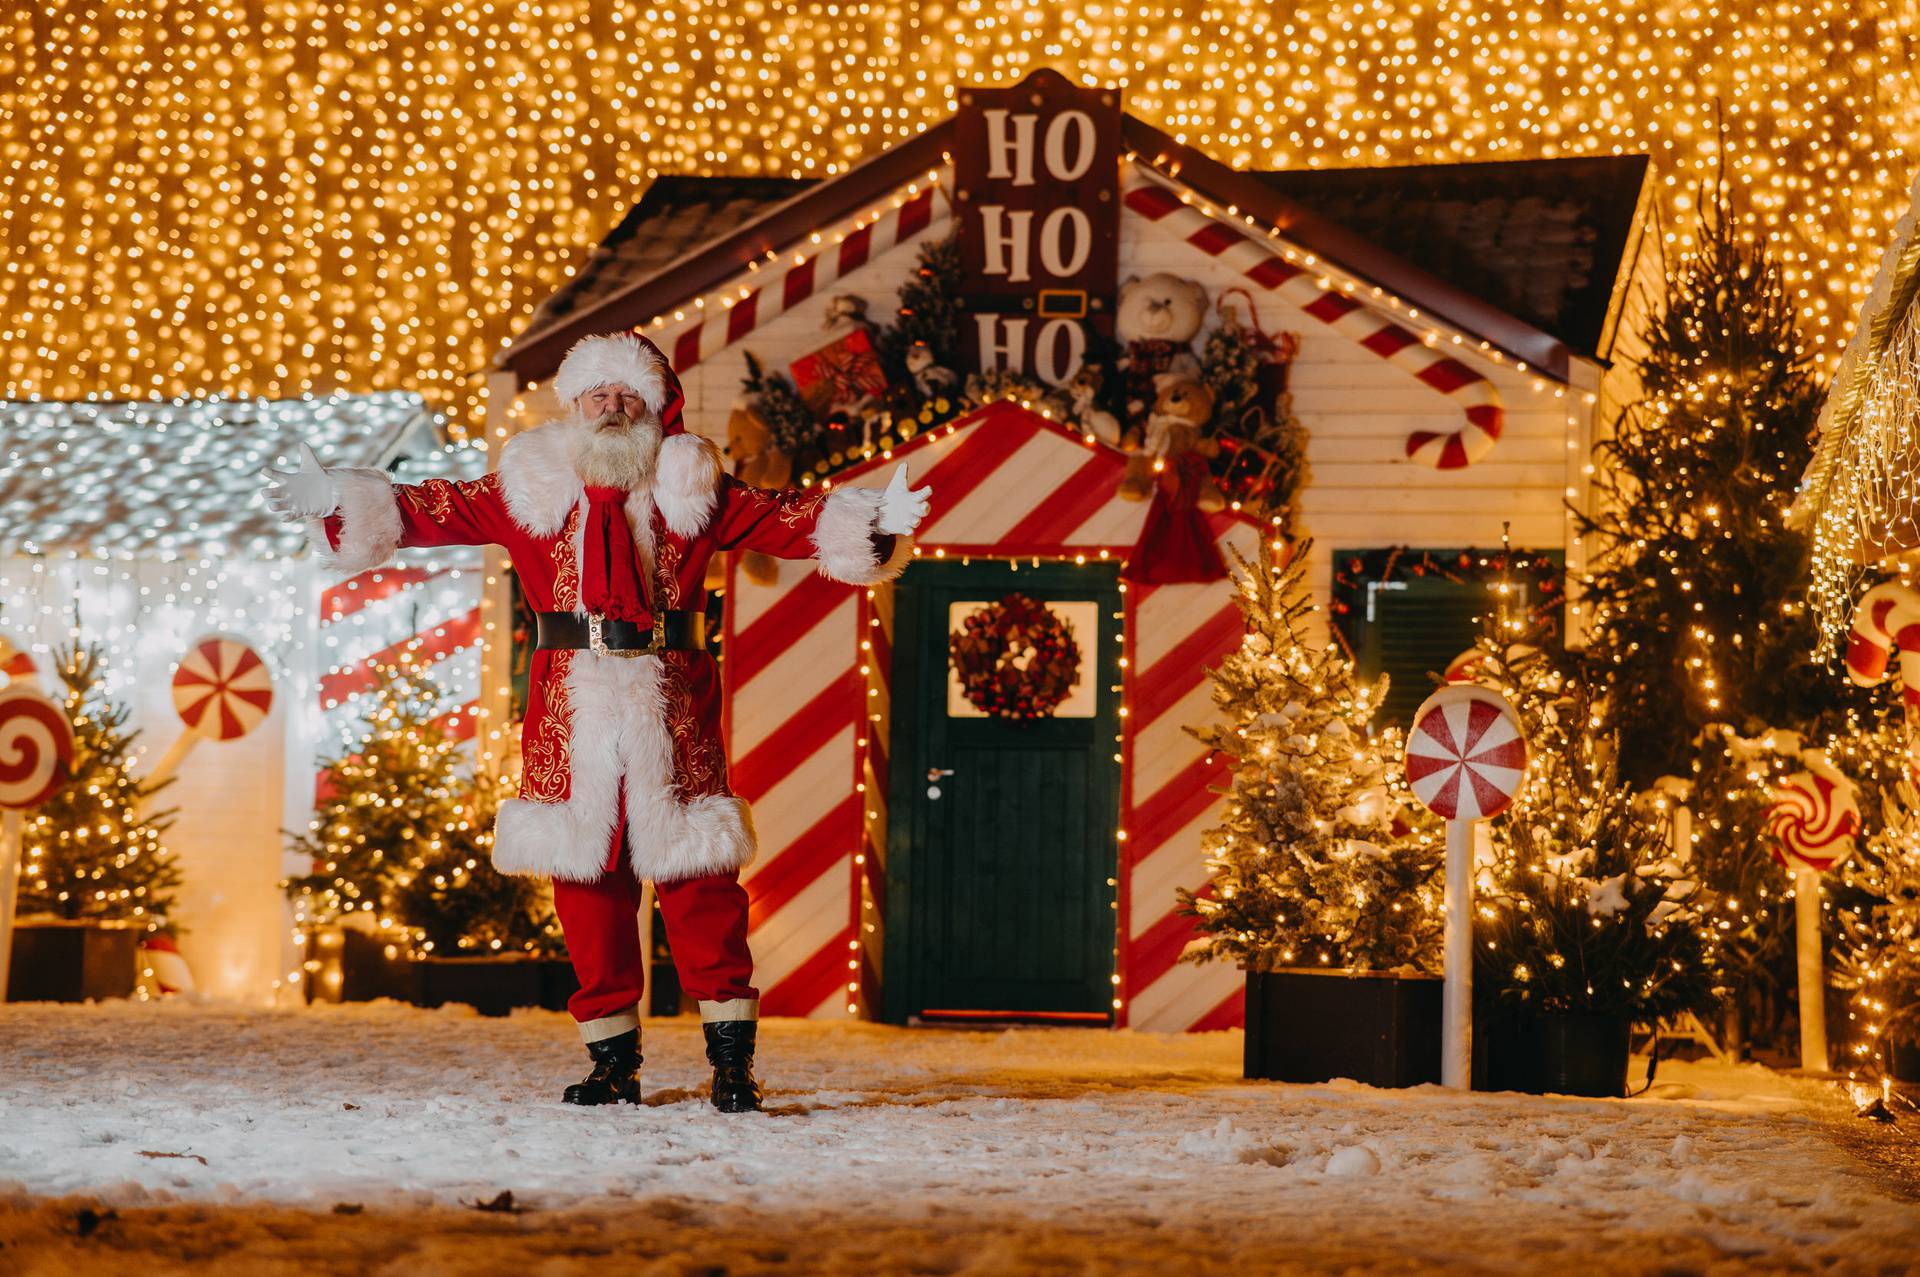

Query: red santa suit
[[307, 334, 911, 1042]]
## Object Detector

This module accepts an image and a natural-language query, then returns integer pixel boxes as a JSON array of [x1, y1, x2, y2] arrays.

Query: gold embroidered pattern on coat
[[775, 488, 830, 529], [654, 536, 684, 609], [520, 649, 574, 802], [663, 660, 722, 797], [551, 504, 582, 610], [399, 478, 457, 521]]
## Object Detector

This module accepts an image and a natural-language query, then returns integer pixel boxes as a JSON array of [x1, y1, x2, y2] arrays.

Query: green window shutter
[[1358, 579, 1491, 729]]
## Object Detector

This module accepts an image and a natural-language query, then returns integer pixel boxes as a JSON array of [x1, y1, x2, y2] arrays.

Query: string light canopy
[[0, 392, 463, 559], [2, 3, 1913, 434], [1797, 169, 1920, 656]]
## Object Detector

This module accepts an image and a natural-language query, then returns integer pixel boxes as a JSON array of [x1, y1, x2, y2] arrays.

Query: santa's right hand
[[261, 442, 340, 522]]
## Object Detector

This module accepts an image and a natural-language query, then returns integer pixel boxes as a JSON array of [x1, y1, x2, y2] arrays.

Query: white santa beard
[[572, 415, 664, 490]]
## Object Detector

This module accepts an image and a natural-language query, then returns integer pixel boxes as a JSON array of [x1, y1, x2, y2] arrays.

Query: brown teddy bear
[[1119, 373, 1226, 512], [722, 402, 791, 586]]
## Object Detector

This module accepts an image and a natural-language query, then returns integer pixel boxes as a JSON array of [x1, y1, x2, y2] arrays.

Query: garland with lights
[[948, 593, 1082, 721], [1179, 540, 1443, 973], [15, 642, 181, 930]]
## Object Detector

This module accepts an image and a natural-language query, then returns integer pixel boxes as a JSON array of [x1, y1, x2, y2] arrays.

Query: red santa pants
[[550, 778, 758, 1041]]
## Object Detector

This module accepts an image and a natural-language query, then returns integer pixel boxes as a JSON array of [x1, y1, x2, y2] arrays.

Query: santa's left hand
[[877, 463, 931, 536]]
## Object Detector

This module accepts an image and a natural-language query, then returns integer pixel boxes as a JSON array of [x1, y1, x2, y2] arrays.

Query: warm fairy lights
[[3, 3, 1912, 434]]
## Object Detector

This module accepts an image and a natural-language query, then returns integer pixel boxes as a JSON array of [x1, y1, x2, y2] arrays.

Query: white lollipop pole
[[1443, 814, 1474, 1089], [1793, 864, 1828, 1072], [1765, 752, 1856, 1074], [0, 808, 24, 1003], [1405, 685, 1528, 1092]]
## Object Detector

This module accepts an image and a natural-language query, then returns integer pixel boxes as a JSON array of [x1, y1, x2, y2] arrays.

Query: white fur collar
[[499, 421, 722, 539]]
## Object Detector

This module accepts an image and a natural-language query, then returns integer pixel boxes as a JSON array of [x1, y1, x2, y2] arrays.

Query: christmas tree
[[287, 650, 564, 958], [1576, 187, 1845, 784], [876, 233, 963, 374], [1471, 639, 1719, 1024], [1835, 768, 1920, 1076], [1179, 541, 1443, 973], [285, 652, 467, 933], [390, 760, 564, 957], [17, 643, 181, 927]]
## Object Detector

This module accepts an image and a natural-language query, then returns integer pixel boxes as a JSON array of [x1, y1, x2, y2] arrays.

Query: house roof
[[498, 79, 1652, 387], [1247, 156, 1653, 363], [0, 392, 482, 558]]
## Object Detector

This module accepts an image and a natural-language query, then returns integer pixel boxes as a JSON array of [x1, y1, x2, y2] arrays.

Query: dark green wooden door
[[883, 560, 1123, 1024]]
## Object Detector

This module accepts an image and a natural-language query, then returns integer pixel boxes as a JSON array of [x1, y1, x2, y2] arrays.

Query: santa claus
[[263, 332, 929, 1112]]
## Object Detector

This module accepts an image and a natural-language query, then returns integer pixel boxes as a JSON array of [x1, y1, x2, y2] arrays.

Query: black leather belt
[[535, 610, 708, 656]]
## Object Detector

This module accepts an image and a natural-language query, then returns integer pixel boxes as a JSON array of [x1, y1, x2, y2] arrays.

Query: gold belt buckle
[[587, 613, 646, 659]]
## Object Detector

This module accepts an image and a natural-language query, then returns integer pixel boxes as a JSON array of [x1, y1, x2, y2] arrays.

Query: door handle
[[926, 766, 953, 801]]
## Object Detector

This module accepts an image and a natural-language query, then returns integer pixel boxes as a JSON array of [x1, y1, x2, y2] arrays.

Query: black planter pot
[[1244, 968, 1442, 1088], [5, 920, 139, 1002], [1885, 1034, 1920, 1084], [1480, 1009, 1632, 1097], [408, 957, 579, 1018]]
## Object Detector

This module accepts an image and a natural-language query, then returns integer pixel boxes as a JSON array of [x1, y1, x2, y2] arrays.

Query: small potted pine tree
[[1472, 641, 1719, 1096], [1179, 542, 1445, 1087], [9, 642, 181, 1001]]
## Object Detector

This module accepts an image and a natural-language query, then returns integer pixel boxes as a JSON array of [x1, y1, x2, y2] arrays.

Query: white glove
[[876, 463, 931, 536], [261, 442, 339, 522]]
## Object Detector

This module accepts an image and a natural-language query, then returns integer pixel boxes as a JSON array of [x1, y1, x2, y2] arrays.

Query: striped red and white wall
[[725, 400, 1263, 1030], [315, 552, 485, 801]]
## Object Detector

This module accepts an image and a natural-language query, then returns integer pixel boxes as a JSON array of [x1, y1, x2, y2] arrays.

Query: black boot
[[562, 1028, 643, 1106], [703, 1020, 763, 1113]]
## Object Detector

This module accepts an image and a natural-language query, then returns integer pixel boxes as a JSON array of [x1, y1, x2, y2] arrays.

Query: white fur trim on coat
[[489, 650, 758, 883], [654, 433, 722, 537], [811, 485, 915, 585], [552, 333, 670, 413], [499, 420, 586, 538], [306, 466, 403, 576]]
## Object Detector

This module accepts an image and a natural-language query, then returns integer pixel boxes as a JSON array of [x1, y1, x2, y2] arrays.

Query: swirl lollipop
[[1765, 754, 1860, 873], [0, 683, 76, 1003], [147, 635, 275, 784], [1765, 749, 1858, 1073], [1405, 684, 1528, 1088]]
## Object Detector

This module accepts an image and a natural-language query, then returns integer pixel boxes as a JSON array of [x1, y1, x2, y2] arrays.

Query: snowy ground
[[0, 1003, 1915, 1275]]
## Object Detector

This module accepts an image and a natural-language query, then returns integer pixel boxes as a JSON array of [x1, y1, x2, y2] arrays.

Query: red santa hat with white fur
[[552, 332, 688, 436]]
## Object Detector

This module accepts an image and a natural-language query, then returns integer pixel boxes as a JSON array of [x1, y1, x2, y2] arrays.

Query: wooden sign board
[[954, 70, 1122, 387]]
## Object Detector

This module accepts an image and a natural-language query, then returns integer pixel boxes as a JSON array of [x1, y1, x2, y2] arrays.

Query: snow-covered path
[[0, 1002, 1913, 1274]]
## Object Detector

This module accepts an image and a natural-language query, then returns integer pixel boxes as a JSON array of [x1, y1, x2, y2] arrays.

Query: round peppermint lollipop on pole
[[1765, 751, 1859, 1073], [0, 683, 76, 1003], [1405, 685, 1528, 1088], [148, 635, 275, 785]]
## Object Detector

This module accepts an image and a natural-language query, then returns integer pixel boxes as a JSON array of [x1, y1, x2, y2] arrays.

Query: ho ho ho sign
[[954, 69, 1122, 388]]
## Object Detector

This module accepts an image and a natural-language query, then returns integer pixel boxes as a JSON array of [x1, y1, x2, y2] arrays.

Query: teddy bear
[[1065, 363, 1123, 447], [722, 401, 791, 586], [1119, 371, 1226, 512], [1114, 273, 1208, 429]]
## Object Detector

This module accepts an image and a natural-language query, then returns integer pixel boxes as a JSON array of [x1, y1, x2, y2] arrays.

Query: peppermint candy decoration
[[172, 636, 274, 741], [1766, 751, 1859, 873], [1404, 685, 1527, 820], [1846, 580, 1920, 713], [0, 683, 75, 809]]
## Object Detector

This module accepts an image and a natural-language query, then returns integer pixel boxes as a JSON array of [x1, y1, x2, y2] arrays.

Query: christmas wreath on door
[[948, 593, 1082, 721]]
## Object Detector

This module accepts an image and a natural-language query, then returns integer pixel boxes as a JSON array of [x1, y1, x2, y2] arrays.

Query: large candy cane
[[1846, 581, 1920, 716]]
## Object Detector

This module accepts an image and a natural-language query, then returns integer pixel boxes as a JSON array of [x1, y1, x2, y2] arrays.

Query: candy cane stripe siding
[[315, 555, 484, 800], [664, 180, 950, 374], [725, 401, 1263, 1028], [1120, 164, 1506, 471]]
